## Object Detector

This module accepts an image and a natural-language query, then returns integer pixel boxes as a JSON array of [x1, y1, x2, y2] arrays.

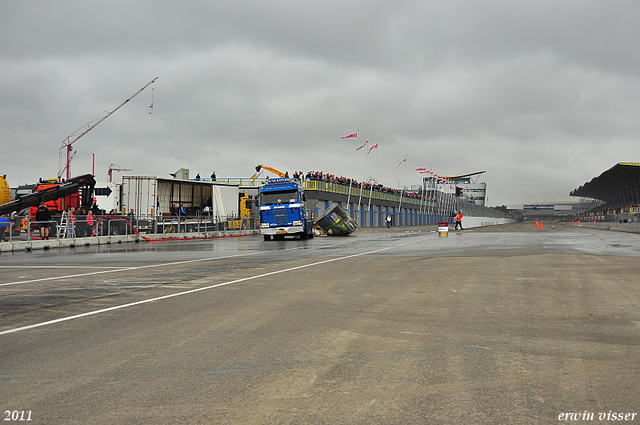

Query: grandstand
[[570, 163, 640, 222]]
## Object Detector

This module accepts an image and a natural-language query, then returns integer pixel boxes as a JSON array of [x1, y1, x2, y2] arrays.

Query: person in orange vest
[[454, 211, 464, 230]]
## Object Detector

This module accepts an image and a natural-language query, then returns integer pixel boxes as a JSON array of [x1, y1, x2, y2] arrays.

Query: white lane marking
[[0, 233, 405, 288], [0, 249, 286, 288], [0, 265, 126, 269], [0, 240, 415, 336]]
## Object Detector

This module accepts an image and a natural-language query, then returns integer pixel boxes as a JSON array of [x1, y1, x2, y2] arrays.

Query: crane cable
[[149, 86, 155, 115]]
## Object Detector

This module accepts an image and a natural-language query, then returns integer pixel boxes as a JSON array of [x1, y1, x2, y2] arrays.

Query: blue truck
[[258, 178, 314, 240]]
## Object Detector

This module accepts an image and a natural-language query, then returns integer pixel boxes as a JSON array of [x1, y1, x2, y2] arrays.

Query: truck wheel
[[264, 235, 271, 241], [111, 223, 123, 235]]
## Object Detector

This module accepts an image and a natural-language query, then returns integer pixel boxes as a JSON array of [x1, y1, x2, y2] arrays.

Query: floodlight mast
[[58, 76, 158, 181]]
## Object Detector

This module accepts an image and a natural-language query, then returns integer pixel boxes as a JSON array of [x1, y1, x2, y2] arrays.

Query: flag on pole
[[341, 132, 358, 139], [415, 167, 427, 172], [367, 143, 378, 154], [149, 103, 154, 114], [356, 138, 369, 151], [396, 158, 407, 167]]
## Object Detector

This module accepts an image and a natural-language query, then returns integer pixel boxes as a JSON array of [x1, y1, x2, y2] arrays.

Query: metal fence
[[304, 178, 511, 225], [0, 213, 258, 243]]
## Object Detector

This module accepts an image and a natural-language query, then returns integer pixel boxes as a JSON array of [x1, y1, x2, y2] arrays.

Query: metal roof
[[442, 171, 486, 179], [570, 163, 640, 201]]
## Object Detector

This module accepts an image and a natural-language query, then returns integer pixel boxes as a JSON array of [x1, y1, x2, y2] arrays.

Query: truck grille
[[273, 211, 288, 225]]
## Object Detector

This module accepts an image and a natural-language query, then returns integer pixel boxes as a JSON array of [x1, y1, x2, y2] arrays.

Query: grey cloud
[[2, 1, 640, 204]]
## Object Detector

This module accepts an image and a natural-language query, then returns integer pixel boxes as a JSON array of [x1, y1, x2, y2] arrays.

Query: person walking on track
[[455, 211, 464, 230]]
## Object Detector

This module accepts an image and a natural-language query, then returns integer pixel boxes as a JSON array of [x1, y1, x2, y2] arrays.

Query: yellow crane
[[250, 165, 286, 179]]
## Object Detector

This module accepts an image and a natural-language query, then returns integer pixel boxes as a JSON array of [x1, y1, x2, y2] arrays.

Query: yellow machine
[[236, 164, 286, 230], [0, 176, 25, 236], [250, 165, 286, 179], [0, 175, 10, 206], [228, 191, 252, 230]]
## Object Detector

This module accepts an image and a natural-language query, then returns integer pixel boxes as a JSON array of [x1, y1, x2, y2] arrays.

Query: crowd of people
[[300, 171, 432, 201]]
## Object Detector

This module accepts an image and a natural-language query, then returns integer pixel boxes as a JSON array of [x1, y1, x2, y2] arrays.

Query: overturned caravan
[[315, 202, 358, 236]]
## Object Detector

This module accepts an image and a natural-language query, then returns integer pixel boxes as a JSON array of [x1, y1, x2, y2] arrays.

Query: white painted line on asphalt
[[0, 265, 126, 269], [0, 249, 287, 288], [0, 233, 403, 288], [0, 240, 416, 336]]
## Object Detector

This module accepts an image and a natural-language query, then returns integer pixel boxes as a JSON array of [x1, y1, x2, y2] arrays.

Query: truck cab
[[258, 178, 313, 240]]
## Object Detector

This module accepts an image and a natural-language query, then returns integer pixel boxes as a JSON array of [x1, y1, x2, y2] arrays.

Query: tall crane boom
[[108, 163, 132, 182], [58, 76, 159, 181]]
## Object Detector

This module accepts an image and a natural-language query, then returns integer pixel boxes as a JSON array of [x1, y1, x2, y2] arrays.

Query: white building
[[423, 171, 488, 206]]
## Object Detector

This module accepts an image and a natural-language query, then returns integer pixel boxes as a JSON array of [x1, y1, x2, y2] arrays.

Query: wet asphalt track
[[1, 222, 640, 424]]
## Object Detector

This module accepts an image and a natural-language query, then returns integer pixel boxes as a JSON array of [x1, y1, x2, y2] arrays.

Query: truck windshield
[[261, 190, 298, 205]]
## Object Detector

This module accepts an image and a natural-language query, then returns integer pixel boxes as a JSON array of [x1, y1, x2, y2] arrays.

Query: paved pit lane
[[1, 222, 639, 424]]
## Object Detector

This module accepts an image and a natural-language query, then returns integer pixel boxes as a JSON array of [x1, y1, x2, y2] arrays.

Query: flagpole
[[441, 176, 448, 223], [453, 184, 459, 215], [424, 171, 431, 220], [432, 174, 439, 220], [357, 150, 369, 217], [431, 164, 440, 220], [343, 131, 359, 214], [427, 173, 433, 220], [346, 143, 357, 214], [419, 175, 425, 223], [433, 172, 440, 221], [417, 168, 429, 220], [367, 147, 378, 216], [397, 156, 407, 225], [445, 179, 453, 224]]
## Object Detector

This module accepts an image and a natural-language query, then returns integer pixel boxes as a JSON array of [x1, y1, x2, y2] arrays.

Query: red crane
[[58, 77, 158, 181], [108, 164, 132, 183]]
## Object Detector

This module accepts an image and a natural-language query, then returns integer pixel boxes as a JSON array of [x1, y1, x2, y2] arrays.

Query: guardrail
[[0, 213, 258, 243], [303, 179, 509, 220]]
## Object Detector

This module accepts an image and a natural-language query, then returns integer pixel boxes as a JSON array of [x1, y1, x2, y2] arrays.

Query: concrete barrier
[[461, 217, 516, 229], [563, 221, 640, 234], [0, 229, 260, 253]]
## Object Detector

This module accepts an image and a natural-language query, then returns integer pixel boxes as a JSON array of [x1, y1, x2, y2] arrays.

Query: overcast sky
[[2, 1, 639, 206]]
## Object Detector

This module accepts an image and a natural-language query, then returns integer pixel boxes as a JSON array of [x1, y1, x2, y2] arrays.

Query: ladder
[[57, 211, 68, 239]]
